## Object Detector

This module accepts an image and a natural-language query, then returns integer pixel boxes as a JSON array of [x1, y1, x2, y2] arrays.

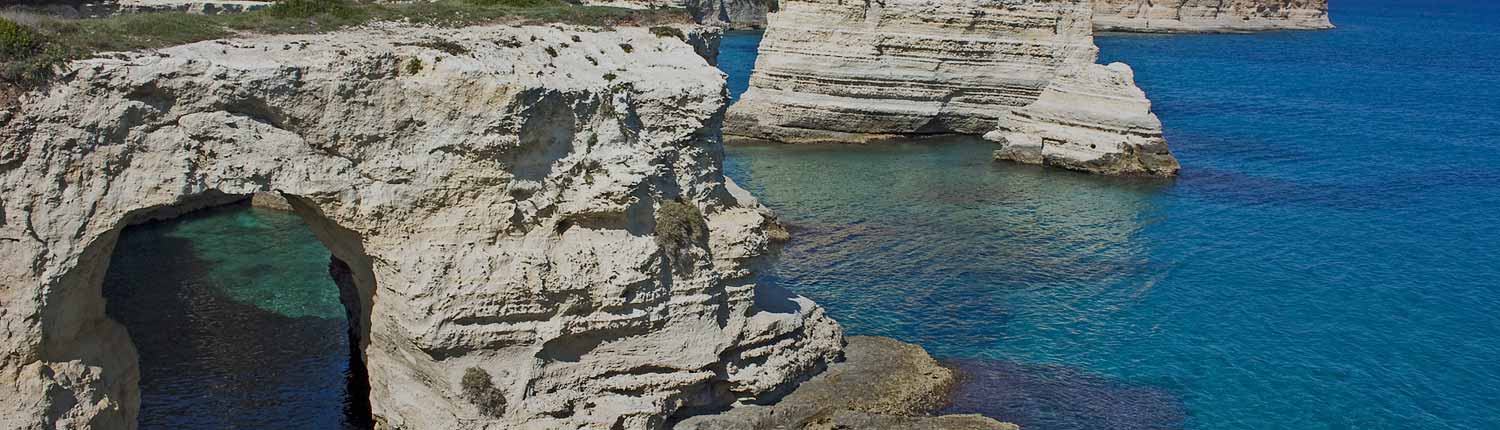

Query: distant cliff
[[1093, 0, 1332, 33], [686, 0, 777, 30], [688, 0, 1332, 33]]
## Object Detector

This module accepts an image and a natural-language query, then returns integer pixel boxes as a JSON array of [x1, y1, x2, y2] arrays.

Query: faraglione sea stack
[[726, 0, 1180, 176]]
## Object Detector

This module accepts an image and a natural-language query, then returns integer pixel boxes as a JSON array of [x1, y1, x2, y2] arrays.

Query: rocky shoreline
[[674, 336, 1016, 430]]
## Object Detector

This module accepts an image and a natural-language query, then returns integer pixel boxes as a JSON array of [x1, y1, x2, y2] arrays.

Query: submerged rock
[[0, 23, 842, 430], [726, 0, 1178, 176], [1094, 0, 1333, 33], [674, 336, 1016, 430]]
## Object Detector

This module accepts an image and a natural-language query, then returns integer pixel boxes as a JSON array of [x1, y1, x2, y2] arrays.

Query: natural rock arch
[[0, 24, 841, 429]]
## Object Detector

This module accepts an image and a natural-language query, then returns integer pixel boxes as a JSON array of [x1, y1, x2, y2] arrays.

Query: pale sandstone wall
[[0, 23, 840, 430], [1094, 0, 1332, 33]]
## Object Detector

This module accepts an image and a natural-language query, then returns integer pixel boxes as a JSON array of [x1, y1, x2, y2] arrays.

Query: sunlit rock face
[[726, 0, 1177, 176], [1093, 0, 1332, 33], [0, 23, 840, 430]]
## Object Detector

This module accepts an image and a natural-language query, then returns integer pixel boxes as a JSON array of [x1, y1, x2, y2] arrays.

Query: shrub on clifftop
[[1, 17, 69, 83]]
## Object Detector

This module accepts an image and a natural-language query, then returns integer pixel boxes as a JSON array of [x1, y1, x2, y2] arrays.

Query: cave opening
[[100, 195, 374, 429]]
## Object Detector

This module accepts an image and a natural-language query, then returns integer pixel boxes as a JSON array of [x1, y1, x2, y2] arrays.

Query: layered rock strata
[[726, 0, 1178, 176], [673, 336, 1017, 430], [1093, 0, 1333, 33], [0, 23, 841, 430]]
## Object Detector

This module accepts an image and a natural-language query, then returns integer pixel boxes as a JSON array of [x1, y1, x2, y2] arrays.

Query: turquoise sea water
[[103, 204, 366, 429], [721, 1, 1500, 429]]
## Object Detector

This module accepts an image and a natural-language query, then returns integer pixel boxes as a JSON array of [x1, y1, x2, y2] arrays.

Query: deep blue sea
[[723, 1, 1500, 429], [103, 1, 1499, 428]]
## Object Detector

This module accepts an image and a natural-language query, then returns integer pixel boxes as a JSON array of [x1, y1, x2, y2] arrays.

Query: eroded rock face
[[726, 0, 1177, 175], [1093, 0, 1332, 33], [0, 23, 841, 430]]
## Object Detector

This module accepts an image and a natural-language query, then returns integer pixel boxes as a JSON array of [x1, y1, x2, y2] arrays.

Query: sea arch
[[0, 25, 841, 430]]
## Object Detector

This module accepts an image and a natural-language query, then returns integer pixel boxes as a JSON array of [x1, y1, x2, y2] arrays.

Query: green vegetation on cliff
[[0, 0, 689, 86]]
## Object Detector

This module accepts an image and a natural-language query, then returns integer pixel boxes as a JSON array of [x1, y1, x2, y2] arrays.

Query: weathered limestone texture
[[674, 336, 1017, 430], [1093, 0, 1332, 33], [727, 0, 1178, 175], [685, 0, 777, 30], [0, 23, 841, 430], [988, 62, 1179, 176]]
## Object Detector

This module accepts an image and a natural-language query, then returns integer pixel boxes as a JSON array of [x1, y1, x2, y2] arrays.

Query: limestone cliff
[[0, 23, 841, 430], [1093, 0, 1332, 33], [726, 0, 1178, 176]]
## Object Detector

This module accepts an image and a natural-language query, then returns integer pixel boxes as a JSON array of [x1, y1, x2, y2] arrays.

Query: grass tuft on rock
[[0, 0, 690, 87], [461, 367, 507, 417], [655, 199, 707, 255]]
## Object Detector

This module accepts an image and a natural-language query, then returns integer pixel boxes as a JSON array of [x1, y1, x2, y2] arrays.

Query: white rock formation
[[1093, 0, 1332, 33], [0, 23, 841, 430], [988, 62, 1178, 176], [726, 0, 1178, 175]]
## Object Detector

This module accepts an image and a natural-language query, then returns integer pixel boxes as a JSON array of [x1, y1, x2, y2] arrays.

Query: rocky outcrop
[[674, 336, 1017, 430], [685, 0, 777, 30], [0, 23, 842, 430], [988, 62, 1179, 176], [726, 0, 1178, 175], [1094, 0, 1332, 33]]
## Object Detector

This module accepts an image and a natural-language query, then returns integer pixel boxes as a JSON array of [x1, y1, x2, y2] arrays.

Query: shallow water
[[721, 1, 1500, 429], [103, 204, 366, 429]]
